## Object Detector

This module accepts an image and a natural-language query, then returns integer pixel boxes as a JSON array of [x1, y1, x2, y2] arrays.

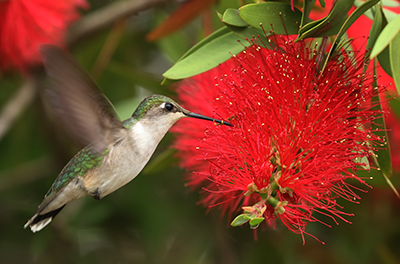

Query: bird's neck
[[127, 118, 173, 153]]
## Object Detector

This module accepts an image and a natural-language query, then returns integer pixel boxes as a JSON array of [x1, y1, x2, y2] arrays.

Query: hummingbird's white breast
[[84, 117, 178, 198]]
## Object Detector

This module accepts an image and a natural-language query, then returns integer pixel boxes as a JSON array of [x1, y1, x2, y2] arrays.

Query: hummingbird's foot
[[90, 189, 102, 200]]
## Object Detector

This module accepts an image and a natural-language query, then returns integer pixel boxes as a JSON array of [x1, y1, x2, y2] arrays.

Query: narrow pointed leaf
[[177, 26, 230, 63], [371, 92, 392, 178], [363, 3, 384, 73], [354, 1, 374, 20], [389, 30, 400, 95], [162, 27, 237, 83], [370, 60, 397, 197], [370, 14, 400, 59], [382, 0, 400, 8], [355, 156, 370, 170], [378, 45, 393, 77], [336, 0, 379, 41], [163, 29, 250, 80], [297, 0, 354, 40], [225, 24, 271, 46], [249, 217, 265, 226], [238, 2, 302, 35], [222, 8, 247, 27], [355, 0, 400, 20], [383, 8, 400, 22], [389, 97, 400, 120], [320, 0, 379, 73], [375, 11, 393, 78], [218, 11, 271, 47], [231, 214, 251, 226], [300, 0, 317, 28], [216, 11, 222, 20]]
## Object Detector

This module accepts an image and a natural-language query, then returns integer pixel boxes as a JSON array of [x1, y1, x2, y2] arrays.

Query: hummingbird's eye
[[165, 102, 174, 112]]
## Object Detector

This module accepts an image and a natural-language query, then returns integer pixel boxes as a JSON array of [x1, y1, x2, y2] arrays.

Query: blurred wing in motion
[[40, 45, 125, 153]]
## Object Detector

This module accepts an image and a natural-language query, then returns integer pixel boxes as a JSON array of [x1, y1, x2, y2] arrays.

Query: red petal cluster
[[172, 37, 384, 242], [0, 0, 88, 72]]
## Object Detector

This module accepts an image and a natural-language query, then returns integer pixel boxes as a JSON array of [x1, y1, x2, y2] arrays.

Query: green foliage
[[163, 2, 301, 81], [163, 27, 251, 80], [370, 11, 400, 59], [238, 2, 302, 34], [297, 0, 355, 40]]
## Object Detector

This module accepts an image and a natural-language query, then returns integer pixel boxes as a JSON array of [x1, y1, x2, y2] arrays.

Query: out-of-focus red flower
[[172, 37, 384, 243], [0, 0, 88, 73]]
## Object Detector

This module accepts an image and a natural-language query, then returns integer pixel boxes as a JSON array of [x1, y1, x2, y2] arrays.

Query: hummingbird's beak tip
[[223, 121, 234, 127], [184, 111, 233, 127], [215, 119, 234, 127]]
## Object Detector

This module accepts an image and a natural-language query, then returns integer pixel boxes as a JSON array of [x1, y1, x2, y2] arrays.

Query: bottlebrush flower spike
[[172, 36, 385, 243], [0, 0, 88, 73]]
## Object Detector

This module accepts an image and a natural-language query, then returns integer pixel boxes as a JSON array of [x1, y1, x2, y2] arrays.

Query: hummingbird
[[24, 45, 232, 233]]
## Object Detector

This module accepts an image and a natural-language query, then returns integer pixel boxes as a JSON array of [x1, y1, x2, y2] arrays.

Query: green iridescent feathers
[[44, 147, 109, 199], [131, 95, 177, 120]]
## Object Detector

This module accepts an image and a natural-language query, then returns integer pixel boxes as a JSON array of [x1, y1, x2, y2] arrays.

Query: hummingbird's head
[[133, 95, 233, 127]]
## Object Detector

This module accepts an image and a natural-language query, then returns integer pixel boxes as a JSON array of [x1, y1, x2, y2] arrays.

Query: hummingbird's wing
[[40, 45, 125, 153]]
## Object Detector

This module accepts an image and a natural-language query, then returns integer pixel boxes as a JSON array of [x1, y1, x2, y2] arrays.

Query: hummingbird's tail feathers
[[24, 205, 65, 233]]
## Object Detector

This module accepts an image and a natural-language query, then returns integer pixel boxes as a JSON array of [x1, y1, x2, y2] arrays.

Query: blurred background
[[1, 0, 400, 263]]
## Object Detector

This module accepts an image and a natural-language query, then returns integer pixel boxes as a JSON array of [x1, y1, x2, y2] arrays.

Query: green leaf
[[383, 8, 400, 22], [163, 29, 250, 80], [319, 0, 326, 8], [337, 0, 379, 41], [389, 97, 400, 120], [378, 44, 393, 77], [368, 6, 393, 78], [222, 8, 247, 27], [177, 27, 231, 63], [238, 2, 302, 35], [370, 60, 397, 197], [219, 8, 271, 48], [297, 0, 354, 40], [231, 214, 251, 226], [320, 0, 379, 73], [376, 11, 393, 77], [301, 0, 317, 28], [354, 1, 374, 20], [389, 30, 400, 95], [363, 3, 384, 73], [356, 0, 400, 20], [354, 156, 370, 170], [216, 11, 222, 20], [249, 217, 265, 226], [370, 13, 400, 59], [382, 0, 400, 8], [225, 25, 271, 46]]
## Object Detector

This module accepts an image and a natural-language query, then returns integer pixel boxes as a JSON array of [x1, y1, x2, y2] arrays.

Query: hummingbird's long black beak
[[184, 112, 233, 127]]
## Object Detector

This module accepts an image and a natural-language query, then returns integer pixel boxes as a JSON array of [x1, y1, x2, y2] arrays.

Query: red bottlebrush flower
[[172, 37, 384, 243], [0, 0, 88, 72]]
